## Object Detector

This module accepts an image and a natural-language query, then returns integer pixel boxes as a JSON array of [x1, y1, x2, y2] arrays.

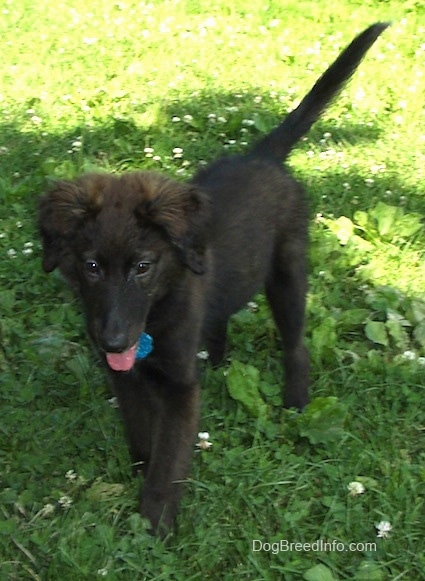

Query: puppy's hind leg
[[204, 318, 229, 368], [265, 240, 309, 410]]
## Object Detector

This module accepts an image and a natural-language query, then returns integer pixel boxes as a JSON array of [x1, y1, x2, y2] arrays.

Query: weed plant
[[0, 1, 424, 579]]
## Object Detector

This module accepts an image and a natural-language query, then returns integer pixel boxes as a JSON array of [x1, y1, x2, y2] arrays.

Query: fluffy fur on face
[[39, 171, 210, 275]]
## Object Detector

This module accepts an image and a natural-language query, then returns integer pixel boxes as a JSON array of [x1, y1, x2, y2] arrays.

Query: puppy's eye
[[85, 260, 100, 275], [136, 261, 151, 276]]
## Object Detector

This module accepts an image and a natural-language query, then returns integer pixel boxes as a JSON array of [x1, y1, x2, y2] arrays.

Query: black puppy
[[38, 23, 388, 535]]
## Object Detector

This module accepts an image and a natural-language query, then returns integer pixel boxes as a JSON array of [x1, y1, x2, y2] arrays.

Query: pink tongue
[[106, 344, 137, 372]]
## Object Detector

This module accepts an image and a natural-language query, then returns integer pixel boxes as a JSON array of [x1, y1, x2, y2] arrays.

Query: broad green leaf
[[0, 520, 17, 535], [253, 113, 274, 134], [365, 286, 401, 312], [386, 309, 411, 327], [311, 317, 337, 362], [226, 360, 267, 418], [365, 321, 388, 346], [353, 209, 369, 231], [297, 396, 347, 445], [408, 300, 425, 324], [397, 214, 423, 239], [339, 308, 369, 327], [86, 481, 125, 501], [413, 321, 425, 349], [386, 320, 409, 350], [304, 564, 337, 581], [370, 202, 401, 238], [328, 215, 354, 245]]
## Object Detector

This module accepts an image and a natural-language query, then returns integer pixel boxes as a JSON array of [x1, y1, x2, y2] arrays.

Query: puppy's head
[[38, 171, 210, 369], [38, 171, 210, 275]]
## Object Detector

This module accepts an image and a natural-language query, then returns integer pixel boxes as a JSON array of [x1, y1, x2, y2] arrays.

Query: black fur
[[38, 24, 388, 536]]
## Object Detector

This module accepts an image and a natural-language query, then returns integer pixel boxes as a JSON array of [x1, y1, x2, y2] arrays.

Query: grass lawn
[[1, 0, 424, 579]]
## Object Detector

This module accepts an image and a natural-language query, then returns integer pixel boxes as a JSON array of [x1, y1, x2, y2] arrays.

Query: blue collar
[[135, 333, 153, 360]]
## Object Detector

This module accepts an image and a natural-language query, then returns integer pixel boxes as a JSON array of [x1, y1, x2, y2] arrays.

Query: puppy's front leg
[[140, 379, 200, 536], [112, 368, 200, 536]]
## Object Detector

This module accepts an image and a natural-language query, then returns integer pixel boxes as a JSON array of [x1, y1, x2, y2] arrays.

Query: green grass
[[1, 0, 425, 579]]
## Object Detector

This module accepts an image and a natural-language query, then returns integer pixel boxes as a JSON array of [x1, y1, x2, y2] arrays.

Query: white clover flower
[[183, 114, 193, 123], [247, 301, 259, 312], [242, 119, 255, 126], [108, 396, 119, 408], [196, 432, 212, 450], [172, 147, 183, 158], [172, 116, 181, 123], [376, 520, 392, 538], [83, 37, 98, 45], [402, 350, 416, 361], [58, 495, 73, 509], [97, 569, 108, 577], [7, 248, 17, 258], [347, 481, 366, 496], [197, 350, 209, 360], [38, 503, 55, 518], [65, 469, 78, 482]]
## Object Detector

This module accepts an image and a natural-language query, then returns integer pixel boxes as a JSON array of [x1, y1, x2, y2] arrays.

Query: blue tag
[[135, 333, 153, 360]]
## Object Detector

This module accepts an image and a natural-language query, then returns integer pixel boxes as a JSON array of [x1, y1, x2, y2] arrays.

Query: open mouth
[[106, 343, 138, 372], [105, 333, 153, 372]]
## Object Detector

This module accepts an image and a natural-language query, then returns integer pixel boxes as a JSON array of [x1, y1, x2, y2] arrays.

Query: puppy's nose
[[100, 323, 130, 352], [101, 332, 129, 353]]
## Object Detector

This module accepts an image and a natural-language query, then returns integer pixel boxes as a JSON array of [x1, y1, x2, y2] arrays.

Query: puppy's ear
[[170, 186, 210, 275], [38, 178, 103, 272], [136, 174, 210, 274]]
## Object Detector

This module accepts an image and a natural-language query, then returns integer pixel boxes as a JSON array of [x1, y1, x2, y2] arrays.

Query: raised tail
[[250, 22, 389, 161]]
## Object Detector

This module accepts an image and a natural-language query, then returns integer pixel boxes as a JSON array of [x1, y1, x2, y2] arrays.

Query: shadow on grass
[[0, 87, 423, 381], [1, 86, 423, 202]]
